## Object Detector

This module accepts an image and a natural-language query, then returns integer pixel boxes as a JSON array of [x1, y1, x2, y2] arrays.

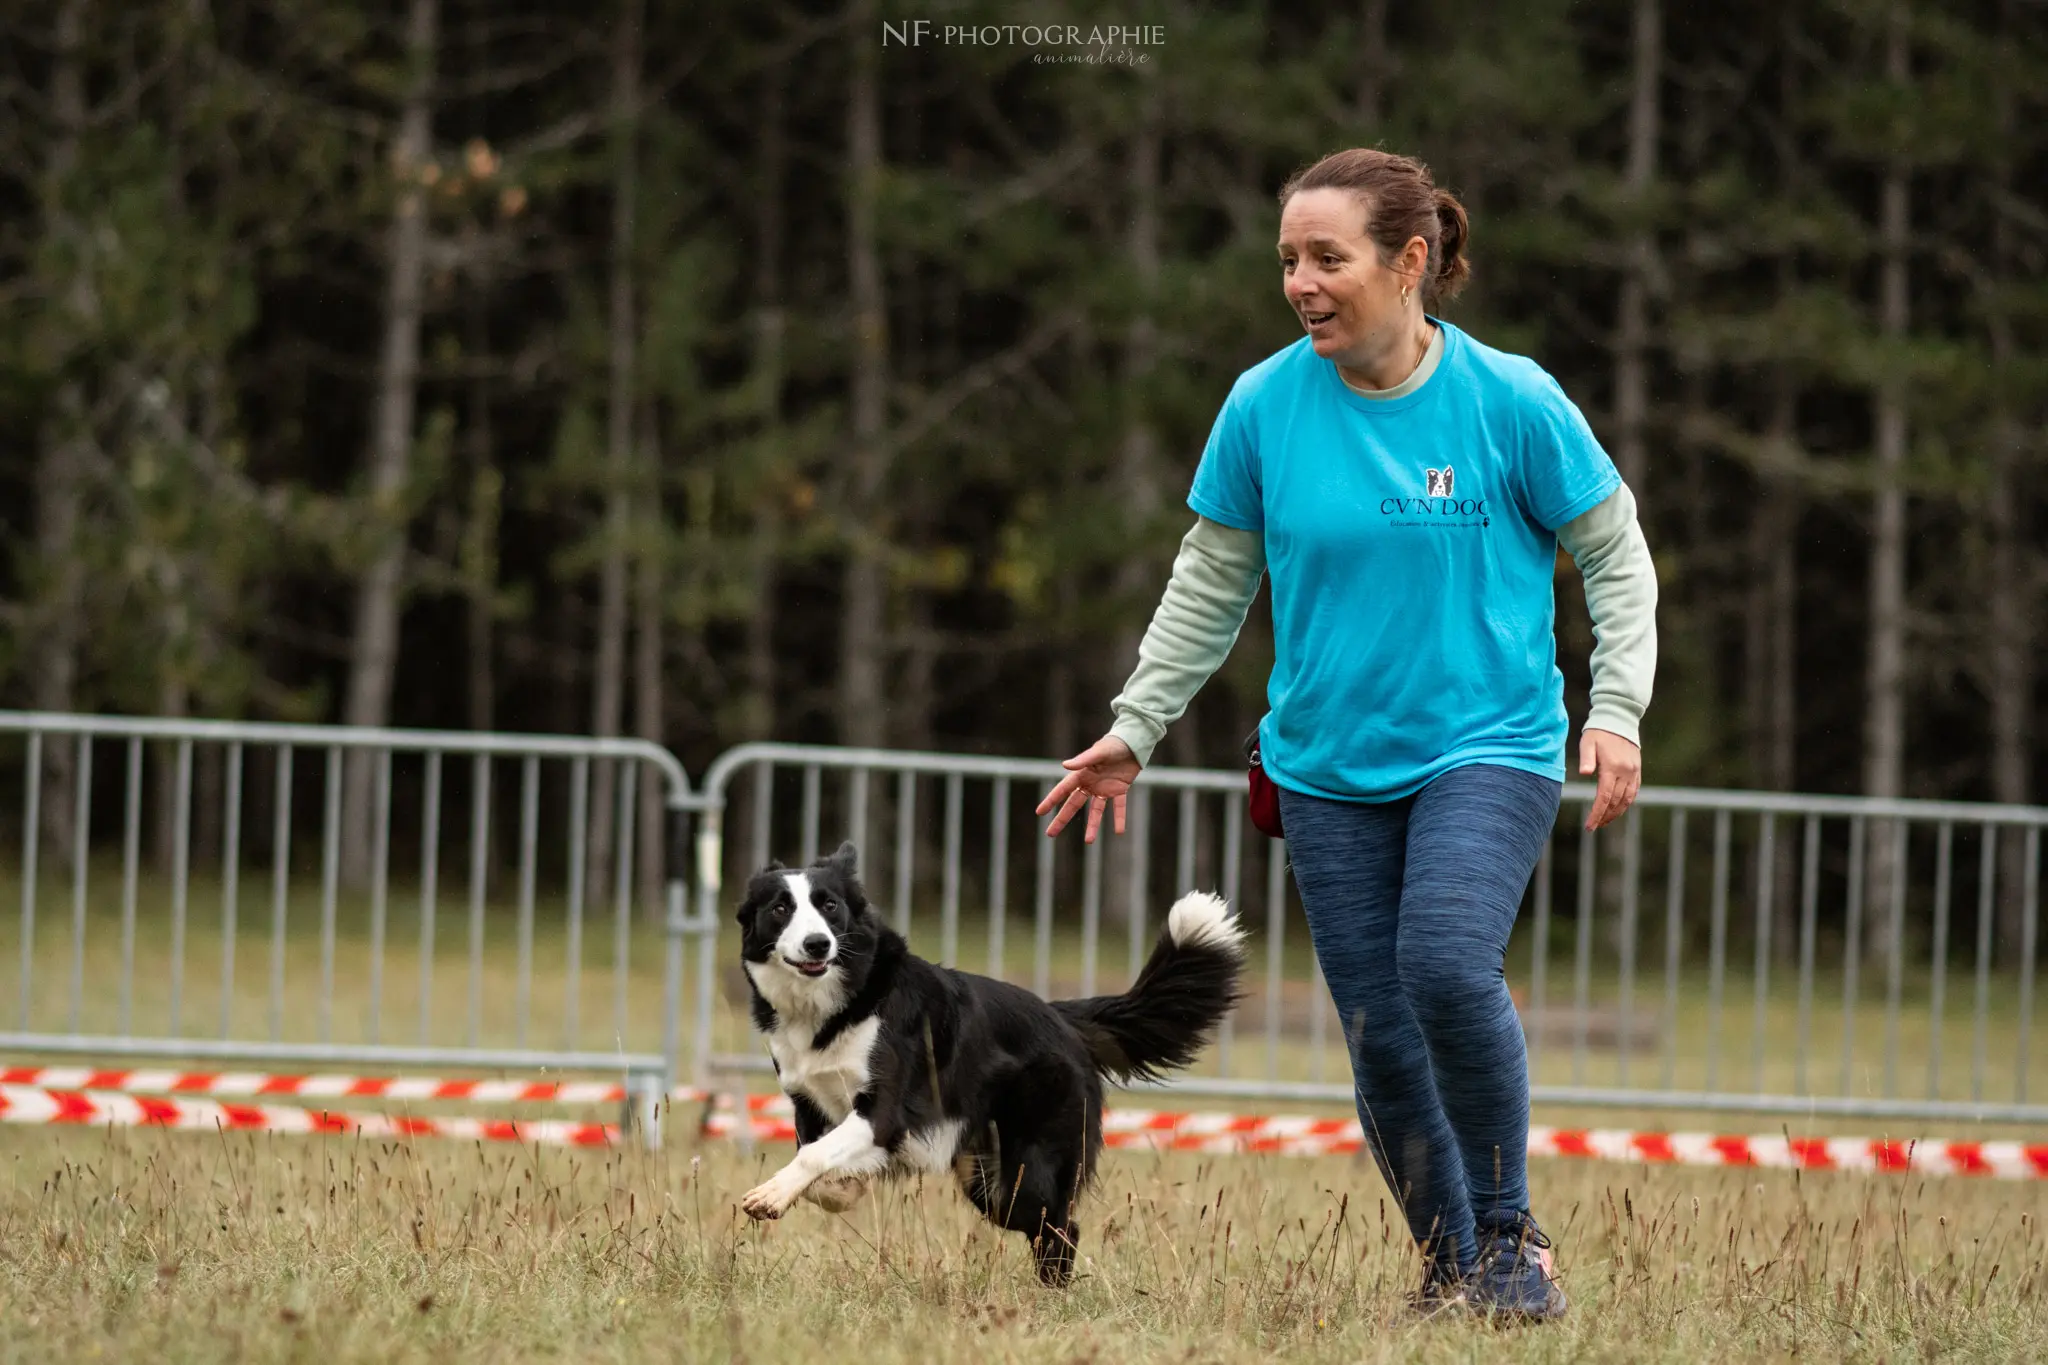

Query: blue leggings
[[1278, 764, 1561, 1273]]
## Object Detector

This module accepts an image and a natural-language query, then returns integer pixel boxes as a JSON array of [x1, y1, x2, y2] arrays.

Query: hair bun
[[1432, 189, 1471, 300]]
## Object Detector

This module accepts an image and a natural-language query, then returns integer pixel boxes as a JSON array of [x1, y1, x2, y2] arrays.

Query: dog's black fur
[[735, 841, 1245, 1285]]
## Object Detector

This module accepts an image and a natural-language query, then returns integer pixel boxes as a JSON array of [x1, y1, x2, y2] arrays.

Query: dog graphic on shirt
[[1426, 466, 1455, 498]]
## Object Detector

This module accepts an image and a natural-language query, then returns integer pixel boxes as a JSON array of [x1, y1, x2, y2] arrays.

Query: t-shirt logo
[[1379, 464, 1488, 529]]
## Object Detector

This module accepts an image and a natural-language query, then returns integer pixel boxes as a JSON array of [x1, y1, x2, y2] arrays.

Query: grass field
[[2, 1120, 2047, 1363], [6, 866, 2048, 1360]]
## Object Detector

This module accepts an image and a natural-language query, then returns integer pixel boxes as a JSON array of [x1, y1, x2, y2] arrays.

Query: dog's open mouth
[[785, 957, 831, 978]]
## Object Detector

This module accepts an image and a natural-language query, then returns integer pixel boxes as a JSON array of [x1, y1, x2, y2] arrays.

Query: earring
[[1400, 284, 1411, 304]]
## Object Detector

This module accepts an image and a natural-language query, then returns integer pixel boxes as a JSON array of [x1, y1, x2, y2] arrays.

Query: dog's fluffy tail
[[1052, 891, 1246, 1085]]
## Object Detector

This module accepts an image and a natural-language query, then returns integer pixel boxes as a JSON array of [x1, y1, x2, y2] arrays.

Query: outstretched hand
[[1579, 728, 1642, 831], [1036, 735, 1142, 843]]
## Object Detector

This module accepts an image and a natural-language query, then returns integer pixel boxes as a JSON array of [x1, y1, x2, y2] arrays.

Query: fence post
[[686, 799, 725, 1090], [625, 1071, 665, 1151]]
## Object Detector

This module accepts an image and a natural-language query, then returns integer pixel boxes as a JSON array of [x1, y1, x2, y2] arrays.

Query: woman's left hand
[[1579, 728, 1642, 831]]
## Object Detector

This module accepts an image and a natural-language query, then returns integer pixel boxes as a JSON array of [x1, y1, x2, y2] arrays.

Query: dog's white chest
[[770, 1016, 880, 1121]]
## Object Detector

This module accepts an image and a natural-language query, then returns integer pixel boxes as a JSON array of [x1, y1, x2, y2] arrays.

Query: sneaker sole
[[1473, 1283, 1567, 1325]]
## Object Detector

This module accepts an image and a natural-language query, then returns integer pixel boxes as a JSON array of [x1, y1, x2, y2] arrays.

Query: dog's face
[[737, 841, 872, 1017]]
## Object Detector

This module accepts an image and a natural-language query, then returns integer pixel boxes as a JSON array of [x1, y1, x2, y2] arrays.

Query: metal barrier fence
[[0, 712, 717, 1129], [694, 744, 2048, 1124], [7, 719, 2046, 1129]]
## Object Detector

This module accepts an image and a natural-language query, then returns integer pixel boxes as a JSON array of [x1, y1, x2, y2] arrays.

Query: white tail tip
[[1166, 891, 1244, 954]]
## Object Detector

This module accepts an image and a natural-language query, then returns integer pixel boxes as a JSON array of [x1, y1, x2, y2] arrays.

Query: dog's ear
[[735, 866, 784, 928], [826, 841, 860, 877]]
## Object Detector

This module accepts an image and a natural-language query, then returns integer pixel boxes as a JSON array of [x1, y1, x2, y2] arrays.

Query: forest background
[[4, 0, 2045, 864]]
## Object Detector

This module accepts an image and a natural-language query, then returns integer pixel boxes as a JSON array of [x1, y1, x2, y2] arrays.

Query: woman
[[1035, 148, 1657, 1322]]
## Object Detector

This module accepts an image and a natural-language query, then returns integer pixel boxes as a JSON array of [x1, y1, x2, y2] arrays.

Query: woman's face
[[1276, 188, 1421, 361]]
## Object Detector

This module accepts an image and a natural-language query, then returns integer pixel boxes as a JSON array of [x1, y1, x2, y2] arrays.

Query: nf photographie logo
[[882, 20, 1166, 65]]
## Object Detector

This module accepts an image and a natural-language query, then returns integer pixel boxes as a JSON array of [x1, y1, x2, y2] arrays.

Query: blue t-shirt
[[1189, 320, 1620, 802]]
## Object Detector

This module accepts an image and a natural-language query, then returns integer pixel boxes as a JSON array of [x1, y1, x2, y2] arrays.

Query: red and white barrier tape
[[0, 1084, 618, 1147], [4, 1066, 2041, 1179], [1531, 1127, 2048, 1179], [0, 1065, 654, 1104], [702, 1108, 2048, 1180], [0, 1066, 778, 1112]]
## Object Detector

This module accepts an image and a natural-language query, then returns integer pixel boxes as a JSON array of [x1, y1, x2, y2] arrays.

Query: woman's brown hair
[[1277, 149, 1470, 301]]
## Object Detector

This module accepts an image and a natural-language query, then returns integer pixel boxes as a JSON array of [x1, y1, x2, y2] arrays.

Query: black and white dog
[[735, 841, 1245, 1285]]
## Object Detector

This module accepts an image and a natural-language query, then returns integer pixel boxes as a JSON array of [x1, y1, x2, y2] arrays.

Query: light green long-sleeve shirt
[[1107, 327, 1659, 768]]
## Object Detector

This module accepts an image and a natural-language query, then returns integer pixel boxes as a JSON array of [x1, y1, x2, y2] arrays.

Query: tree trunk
[[463, 266, 497, 733], [838, 0, 890, 749], [1753, 377, 1802, 961], [1988, 372, 2029, 958], [156, 10, 218, 876], [634, 406, 665, 922], [1765, 14, 1802, 803], [1596, 6, 1678, 959], [1768, 511, 1796, 792], [1862, 4, 1910, 962], [1104, 80, 1178, 762], [742, 58, 789, 743], [1744, 471, 1799, 793], [343, 0, 438, 886], [887, 84, 931, 760], [1612, 0, 1660, 502], [588, 0, 643, 908], [32, 0, 93, 856], [1987, 0, 2033, 959], [1111, 73, 1164, 741], [1750, 14, 1803, 801], [1762, 25, 1805, 961]]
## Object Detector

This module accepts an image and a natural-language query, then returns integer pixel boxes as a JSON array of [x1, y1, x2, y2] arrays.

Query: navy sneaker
[[1468, 1212, 1567, 1322]]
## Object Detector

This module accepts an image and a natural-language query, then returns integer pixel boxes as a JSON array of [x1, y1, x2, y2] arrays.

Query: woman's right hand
[[1035, 734, 1142, 843]]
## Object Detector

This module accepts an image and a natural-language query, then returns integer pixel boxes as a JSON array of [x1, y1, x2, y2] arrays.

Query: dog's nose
[[801, 934, 831, 960]]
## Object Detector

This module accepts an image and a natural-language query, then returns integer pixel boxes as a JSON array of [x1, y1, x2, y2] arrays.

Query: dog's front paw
[[742, 1170, 807, 1221], [741, 1184, 787, 1220]]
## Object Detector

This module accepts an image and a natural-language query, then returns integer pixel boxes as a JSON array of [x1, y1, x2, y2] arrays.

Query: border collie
[[735, 841, 1245, 1285]]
